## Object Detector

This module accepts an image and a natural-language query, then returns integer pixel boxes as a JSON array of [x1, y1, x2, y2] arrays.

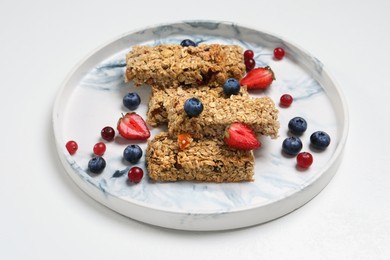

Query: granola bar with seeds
[[166, 92, 279, 139], [125, 44, 246, 87], [147, 85, 250, 126], [146, 132, 255, 182]]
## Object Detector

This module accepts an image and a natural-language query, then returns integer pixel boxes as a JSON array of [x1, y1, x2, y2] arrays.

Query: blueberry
[[282, 136, 303, 156], [88, 156, 106, 173], [123, 92, 141, 110], [184, 97, 203, 117], [223, 78, 240, 95], [310, 131, 331, 150], [180, 39, 197, 47], [288, 117, 307, 135], [123, 145, 143, 164]]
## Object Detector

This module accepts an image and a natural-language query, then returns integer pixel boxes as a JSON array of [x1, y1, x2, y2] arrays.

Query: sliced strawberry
[[224, 122, 261, 150], [117, 112, 150, 140], [240, 66, 275, 89]]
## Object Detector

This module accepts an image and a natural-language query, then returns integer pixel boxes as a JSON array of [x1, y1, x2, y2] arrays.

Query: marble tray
[[53, 21, 349, 231]]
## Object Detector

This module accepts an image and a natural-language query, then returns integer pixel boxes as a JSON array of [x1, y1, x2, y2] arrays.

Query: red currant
[[65, 140, 78, 155], [280, 94, 293, 107], [245, 58, 256, 72], [101, 126, 115, 141], [128, 166, 144, 183], [297, 152, 313, 169], [244, 49, 254, 60], [274, 47, 285, 60], [93, 142, 106, 156]]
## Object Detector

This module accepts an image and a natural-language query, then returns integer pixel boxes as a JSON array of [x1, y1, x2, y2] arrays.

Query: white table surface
[[1, 0, 389, 259]]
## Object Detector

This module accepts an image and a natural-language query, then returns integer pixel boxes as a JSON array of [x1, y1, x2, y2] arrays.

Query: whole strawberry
[[240, 66, 275, 89], [117, 112, 150, 140], [224, 122, 261, 150]]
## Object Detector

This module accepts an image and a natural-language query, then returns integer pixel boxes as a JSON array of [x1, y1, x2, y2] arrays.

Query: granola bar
[[146, 132, 254, 182], [147, 85, 250, 126], [125, 44, 246, 87], [166, 91, 279, 139]]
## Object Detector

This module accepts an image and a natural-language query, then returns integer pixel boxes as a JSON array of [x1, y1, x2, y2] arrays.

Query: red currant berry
[[93, 142, 106, 156], [274, 47, 285, 60], [65, 140, 78, 155], [244, 49, 254, 60], [280, 94, 293, 107], [297, 152, 313, 169], [245, 58, 256, 72], [128, 166, 144, 183], [101, 126, 115, 141]]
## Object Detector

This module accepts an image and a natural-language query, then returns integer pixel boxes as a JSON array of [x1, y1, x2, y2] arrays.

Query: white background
[[1, 0, 389, 259]]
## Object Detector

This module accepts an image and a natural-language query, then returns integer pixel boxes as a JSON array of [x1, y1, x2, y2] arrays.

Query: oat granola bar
[[146, 132, 254, 182], [166, 91, 279, 139], [147, 85, 250, 126], [125, 44, 246, 87]]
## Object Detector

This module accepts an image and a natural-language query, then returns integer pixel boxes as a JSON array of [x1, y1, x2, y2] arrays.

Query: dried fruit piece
[[177, 133, 193, 150]]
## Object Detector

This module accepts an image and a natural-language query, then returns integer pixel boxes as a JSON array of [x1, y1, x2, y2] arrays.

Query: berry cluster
[[244, 50, 256, 72], [282, 116, 331, 169], [65, 92, 148, 183]]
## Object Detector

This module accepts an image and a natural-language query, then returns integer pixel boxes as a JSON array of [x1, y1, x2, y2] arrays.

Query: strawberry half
[[224, 122, 261, 150], [117, 112, 150, 140], [240, 66, 275, 89]]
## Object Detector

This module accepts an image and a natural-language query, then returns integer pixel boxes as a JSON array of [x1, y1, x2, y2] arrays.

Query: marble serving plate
[[53, 21, 348, 231]]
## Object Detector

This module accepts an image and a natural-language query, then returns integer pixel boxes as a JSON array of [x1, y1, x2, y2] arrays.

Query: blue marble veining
[[60, 21, 340, 219], [279, 77, 323, 100], [80, 54, 126, 91]]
